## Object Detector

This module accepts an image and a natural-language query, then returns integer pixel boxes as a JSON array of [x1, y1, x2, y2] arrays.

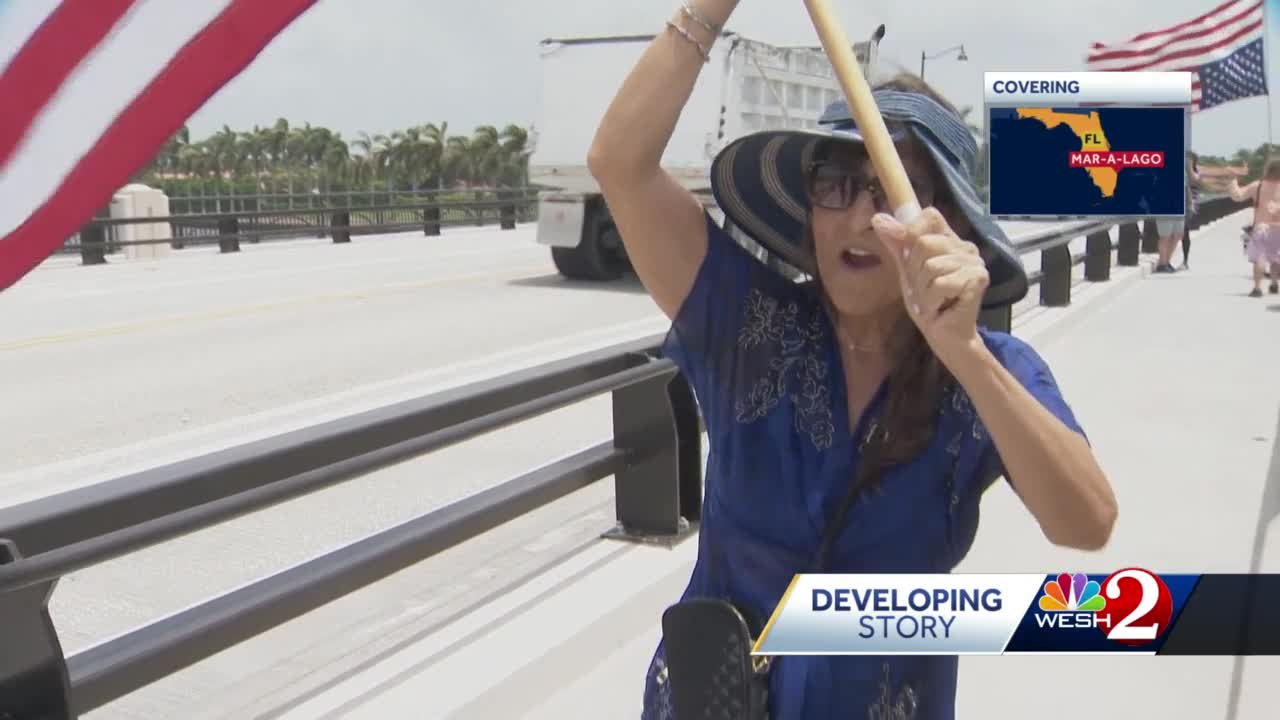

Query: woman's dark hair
[[1264, 159, 1280, 181], [804, 72, 965, 469]]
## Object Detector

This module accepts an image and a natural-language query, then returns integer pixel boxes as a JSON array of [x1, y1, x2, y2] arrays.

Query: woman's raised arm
[[1229, 176, 1258, 203], [586, 1, 739, 320]]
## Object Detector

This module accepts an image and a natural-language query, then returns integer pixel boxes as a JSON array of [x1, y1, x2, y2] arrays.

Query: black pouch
[[659, 421, 886, 720], [661, 599, 771, 720]]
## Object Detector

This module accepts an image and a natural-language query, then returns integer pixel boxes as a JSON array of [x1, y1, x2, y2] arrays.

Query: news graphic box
[[751, 570, 1208, 656], [983, 72, 1192, 219]]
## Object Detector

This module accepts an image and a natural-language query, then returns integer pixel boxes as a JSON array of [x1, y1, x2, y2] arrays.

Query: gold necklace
[[836, 324, 882, 354]]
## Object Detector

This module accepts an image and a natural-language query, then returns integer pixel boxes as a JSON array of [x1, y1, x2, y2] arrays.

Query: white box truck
[[528, 27, 884, 280]]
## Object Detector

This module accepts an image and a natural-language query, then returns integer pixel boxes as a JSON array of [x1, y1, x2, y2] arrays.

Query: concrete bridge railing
[[0, 194, 1250, 719]]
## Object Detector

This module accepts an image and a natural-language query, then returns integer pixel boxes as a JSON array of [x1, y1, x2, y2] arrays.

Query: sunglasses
[[805, 160, 936, 212]]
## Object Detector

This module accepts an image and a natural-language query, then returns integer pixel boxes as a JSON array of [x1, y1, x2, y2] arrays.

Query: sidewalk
[[956, 209, 1280, 720]]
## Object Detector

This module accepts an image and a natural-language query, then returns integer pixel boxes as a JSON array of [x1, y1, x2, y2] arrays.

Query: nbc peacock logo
[[1040, 572, 1106, 612], [1034, 572, 1110, 630]]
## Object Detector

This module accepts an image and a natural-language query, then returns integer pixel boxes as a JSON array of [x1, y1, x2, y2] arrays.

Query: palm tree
[[388, 126, 439, 192], [498, 124, 530, 187], [134, 118, 545, 205], [443, 133, 471, 187], [321, 135, 350, 192], [420, 122, 449, 190], [469, 125, 503, 185]]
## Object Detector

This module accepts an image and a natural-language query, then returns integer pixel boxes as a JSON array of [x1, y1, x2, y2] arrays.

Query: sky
[[175, 0, 1280, 159]]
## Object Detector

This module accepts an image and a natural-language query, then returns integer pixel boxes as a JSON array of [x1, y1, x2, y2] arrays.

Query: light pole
[[854, 24, 887, 74], [920, 43, 967, 80]]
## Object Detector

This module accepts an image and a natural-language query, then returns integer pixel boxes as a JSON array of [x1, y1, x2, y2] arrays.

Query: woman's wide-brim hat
[[710, 89, 1027, 309]]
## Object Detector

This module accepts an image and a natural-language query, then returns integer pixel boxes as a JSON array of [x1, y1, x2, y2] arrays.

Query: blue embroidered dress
[[641, 217, 1086, 719]]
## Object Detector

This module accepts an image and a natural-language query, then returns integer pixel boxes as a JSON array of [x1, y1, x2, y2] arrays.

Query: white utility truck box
[[528, 28, 883, 280]]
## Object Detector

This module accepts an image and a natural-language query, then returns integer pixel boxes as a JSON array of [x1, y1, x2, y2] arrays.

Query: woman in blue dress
[[587, 2, 1119, 718]]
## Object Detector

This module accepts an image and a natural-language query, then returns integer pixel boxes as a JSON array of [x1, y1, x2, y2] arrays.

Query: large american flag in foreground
[[0, 0, 320, 291], [1086, 0, 1267, 112]]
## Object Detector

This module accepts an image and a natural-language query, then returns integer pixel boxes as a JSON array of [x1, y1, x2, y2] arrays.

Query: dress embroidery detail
[[734, 289, 835, 450], [867, 663, 920, 720], [949, 385, 987, 442], [642, 654, 675, 720]]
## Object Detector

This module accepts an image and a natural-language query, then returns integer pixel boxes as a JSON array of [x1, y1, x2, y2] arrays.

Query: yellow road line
[[0, 263, 550, 353]]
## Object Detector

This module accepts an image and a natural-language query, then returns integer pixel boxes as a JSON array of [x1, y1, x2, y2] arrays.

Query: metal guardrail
[[65, 189, 540, 264], [977, 193, 1249, 332], [160, 187, 516, 216], [0, 194, 1251, 719]]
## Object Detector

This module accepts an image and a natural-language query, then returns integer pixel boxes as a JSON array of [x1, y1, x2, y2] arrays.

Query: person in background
[[587, 1, 1118, 717], [1153, 215, 1183, 274], [1181, 151, 1199, 270], [1229, 160, 1280, 297]]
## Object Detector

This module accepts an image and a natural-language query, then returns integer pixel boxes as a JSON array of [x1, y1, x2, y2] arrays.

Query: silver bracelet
[[680, 0, 722, 35], [666, 20, 710, 62]]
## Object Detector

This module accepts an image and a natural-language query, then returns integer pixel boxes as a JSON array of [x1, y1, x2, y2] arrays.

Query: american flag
[[0, 0, 320, 292], [1086, 0, 1268, 112]]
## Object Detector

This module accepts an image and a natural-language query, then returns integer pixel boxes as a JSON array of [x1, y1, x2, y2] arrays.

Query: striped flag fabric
[[0, 0, 320, 292], [1085, 0, 1267, 112]]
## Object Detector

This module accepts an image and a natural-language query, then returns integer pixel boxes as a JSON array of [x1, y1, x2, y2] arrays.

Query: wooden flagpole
[[802, 0, 921, 224]]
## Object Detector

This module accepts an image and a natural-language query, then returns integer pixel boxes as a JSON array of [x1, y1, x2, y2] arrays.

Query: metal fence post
[[668, 371, 703, 527], [500, 190, 517, 231], [978, 305, 1011, 333], [1117, 222, 1140, 266], [605, 362, 702, 545], [423, 206, 441, 236], [78, 207, 110, 266], [1141, 217, 1159, 254], [217, 216, 240, 253], [1084, 228, 1112, 282], [1040, 244, 1072, 306], [331, 211, 351, 244], [0, 540, 73, 720]]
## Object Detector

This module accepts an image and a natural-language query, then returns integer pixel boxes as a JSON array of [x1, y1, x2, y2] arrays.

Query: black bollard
[[78, 207, 111, 266], [1117, 222, 1140, 266], [0, 540, 74, 720], [423, 206, 441, 236], [500, 189, 516, 230], [978, 305, 1012, 333], [1040, 244, 1072, 306], [604, 365, 701, 545], [217, 216, 241, 253], [331, 211, 351, 243], [1084, 229, 1112, 282]]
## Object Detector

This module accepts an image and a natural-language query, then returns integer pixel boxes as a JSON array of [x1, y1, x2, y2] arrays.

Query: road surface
[[0, 219, 1110, 718]]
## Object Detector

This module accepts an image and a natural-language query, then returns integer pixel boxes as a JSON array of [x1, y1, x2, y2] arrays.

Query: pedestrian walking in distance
[[1230, 161, 1280, 297], [1182, 151, 1199, 269]]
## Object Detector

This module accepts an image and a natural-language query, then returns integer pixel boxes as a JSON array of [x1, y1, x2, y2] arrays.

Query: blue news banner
[[986, 106, 1186, 218], [751, 570, 1280, 655]]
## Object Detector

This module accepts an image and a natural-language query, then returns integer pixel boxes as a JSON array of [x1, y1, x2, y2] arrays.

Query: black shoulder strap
[[812, 419, 886, 571]]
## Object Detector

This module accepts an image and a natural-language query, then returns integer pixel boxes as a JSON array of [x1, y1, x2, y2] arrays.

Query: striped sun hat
[[710, 89, 1027, 309]]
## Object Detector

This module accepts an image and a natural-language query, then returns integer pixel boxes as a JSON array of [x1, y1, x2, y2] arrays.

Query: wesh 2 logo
[[1035, 568, 1174, 645]]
